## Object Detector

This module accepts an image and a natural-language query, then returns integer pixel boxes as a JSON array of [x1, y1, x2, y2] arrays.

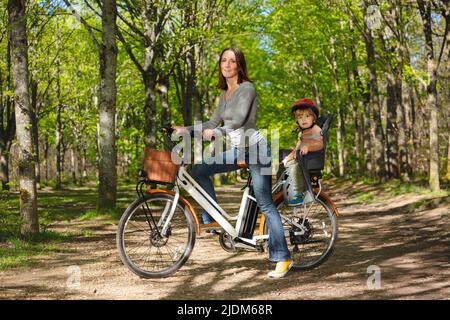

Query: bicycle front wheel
[[116, 192, 196, 278], [266, 194, 338, 270]]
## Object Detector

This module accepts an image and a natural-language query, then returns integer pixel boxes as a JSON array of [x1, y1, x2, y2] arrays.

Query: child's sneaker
[[289, 193, 303, 205], [267, 259, 294, 278], [302, 190, 315, 204]]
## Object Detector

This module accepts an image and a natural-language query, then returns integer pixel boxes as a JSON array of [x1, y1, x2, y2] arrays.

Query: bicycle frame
[[154, 163, 334, 251], [151, 126, 338, 249], [117, 125, 340, 278], [170, 166, 268, 247]]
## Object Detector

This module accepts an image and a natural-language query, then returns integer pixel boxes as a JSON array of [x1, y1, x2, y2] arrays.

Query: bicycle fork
[[157, 186, 181, 236], [136, 181, 180, 238]]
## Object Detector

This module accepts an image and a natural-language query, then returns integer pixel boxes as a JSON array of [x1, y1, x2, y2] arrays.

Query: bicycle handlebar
[[161, 124, 174, 137], [161, 124, 216, 142]]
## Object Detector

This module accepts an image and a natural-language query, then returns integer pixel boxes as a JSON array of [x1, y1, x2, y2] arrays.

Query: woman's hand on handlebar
[[202, 129, 216, 141], [172, 126, 216, 141], [173, 126, 189, 135]]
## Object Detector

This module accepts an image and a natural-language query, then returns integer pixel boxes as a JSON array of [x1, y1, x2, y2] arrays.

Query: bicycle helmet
[[291, 98, 320, 120]]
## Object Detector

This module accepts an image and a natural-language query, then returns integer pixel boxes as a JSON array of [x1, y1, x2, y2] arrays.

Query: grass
[[0, 181, 138, 271], [0, 230, 83, 271], [347, 178, 449, 204], [1, 177, 447, 270], [80, 208, 123, 220], [352, 192, 376, 203]]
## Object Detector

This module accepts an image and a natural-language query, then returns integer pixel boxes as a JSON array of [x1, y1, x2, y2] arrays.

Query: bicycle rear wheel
[[266, 194, 338, 270], [117, 192, 196, 278]]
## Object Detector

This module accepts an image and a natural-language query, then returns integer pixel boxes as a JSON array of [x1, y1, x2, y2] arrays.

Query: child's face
[[295, 109, 315, 129]]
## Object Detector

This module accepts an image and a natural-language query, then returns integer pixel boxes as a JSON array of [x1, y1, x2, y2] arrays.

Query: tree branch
[[116, 26, 144, 75], [116, 8, 146, 39], [62, 0, 101, 51], [436, 5, 450, 69], [84, 0, 101, 18]]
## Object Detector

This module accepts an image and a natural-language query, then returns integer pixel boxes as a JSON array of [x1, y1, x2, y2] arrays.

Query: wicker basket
[[143, 148, 179, 183]]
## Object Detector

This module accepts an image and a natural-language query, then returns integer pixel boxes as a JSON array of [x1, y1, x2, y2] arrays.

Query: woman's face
[[220, 50, 239, 80], [295, 109, 315, 129]]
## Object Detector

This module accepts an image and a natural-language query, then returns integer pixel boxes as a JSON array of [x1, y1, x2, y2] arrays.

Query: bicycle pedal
[[256, 244, 265, 253]]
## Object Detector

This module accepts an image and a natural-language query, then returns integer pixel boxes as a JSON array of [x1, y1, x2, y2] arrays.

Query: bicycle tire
[[116, 192, 196, 278], [265, 194, 338, 270]]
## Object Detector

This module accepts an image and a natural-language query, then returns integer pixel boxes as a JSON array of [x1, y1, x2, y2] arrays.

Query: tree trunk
[[447, 118, 450, 181], [43, 133, 49, 184], [397, 8, 414, 181], [140, 1, 163, 149], [77, 145, 83, 186], [61, 139, 67, 177], [418, 0, 440, 191], [386, 80, 399, 178], [447, 12, 450, 181], [8, 0, 39, 234], [186, 47, 196, 125], [30, 79, 40, 188], [124, 150, 131, 181], [143, 76, 157, 148], [330, 36, 345, 177], [158, 73, 171, 126], [97, 0, 118, 212], [184, 2, 199, 126], [55, 43, 63, 190], [0, 151, 10, 191], [82, 147, 87, 182], [409, 85, 418, 170], [399, 82, 413, 181], [346, 60, 360, 176], [348, 17, 367, 177], [0, 35, 15, 191], [396, 3, 413, 181], [55, 104, 63, 189], [363, 3, 386, 180], [70, 148, 77, 184]]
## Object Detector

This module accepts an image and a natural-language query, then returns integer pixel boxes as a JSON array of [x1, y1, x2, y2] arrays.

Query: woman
[[174, 47, 292, 278]]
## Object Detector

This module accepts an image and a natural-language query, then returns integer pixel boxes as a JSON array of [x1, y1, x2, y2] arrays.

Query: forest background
[[1, 0, 449, 239]]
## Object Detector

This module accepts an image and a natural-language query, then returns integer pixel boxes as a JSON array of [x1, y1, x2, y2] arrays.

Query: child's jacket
[[285, 124, 324, 163], [298, 124, 324, 152]]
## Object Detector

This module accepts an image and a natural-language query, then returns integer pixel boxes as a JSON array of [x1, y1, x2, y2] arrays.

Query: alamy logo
[[66, 265, 81, 290], [367, 265, 381, 289]]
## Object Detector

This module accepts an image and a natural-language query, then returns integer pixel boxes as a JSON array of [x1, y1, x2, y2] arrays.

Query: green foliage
[[0, 230, 88, 270], [348, 179, 450, 204], [81, 208, 122, 220], [2, 0, 448, 197], [0, 181, 139, 270]]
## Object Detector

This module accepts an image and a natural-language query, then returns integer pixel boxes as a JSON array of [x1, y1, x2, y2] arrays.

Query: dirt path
[[1, 180, 449, 300]]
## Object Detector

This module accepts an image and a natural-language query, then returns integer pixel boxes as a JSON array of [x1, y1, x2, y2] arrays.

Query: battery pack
[[238, 187, 259, 239]]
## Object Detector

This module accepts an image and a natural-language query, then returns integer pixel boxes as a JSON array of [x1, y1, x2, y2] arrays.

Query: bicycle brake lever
[[161, 124, 174, 136]]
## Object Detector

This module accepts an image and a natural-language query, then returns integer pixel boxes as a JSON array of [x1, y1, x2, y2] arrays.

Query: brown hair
[[217, 47, 252, 90], [294, 108, 316, 119]]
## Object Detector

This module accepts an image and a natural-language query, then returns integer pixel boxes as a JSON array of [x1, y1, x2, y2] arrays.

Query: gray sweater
[[188, 81, 258, 136]]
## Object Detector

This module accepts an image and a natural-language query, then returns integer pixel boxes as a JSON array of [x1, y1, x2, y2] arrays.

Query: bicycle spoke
[[274, 196, 337, 269], [117, 194, 195, 277]]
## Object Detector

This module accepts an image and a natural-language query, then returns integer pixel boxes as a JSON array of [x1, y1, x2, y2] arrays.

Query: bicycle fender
[[145, 189, 201, 234], [314, 190, 340, 216]]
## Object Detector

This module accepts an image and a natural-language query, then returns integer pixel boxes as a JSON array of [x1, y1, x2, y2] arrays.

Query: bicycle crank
[[219, 232, 238, 252]]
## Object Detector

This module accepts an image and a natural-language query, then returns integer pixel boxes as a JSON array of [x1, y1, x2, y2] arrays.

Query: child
[[281, 98, 324, 204]]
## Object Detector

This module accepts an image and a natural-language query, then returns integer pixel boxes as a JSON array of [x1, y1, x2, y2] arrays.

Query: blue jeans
[[191, 140, 291, 262]]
